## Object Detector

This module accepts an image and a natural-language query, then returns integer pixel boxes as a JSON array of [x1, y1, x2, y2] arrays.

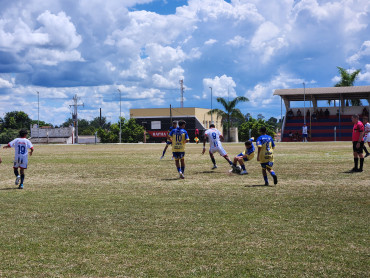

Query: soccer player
[[3, 129, 34, 189], [202, 123, 233, 170], [302, 123, 308, 142], [256, 126, 278, 186], [230, 137, 255, 175], [160, 121, 177, 160], [350, 114, 365, 172], [169, 120, 189, 179], [362, 115, 370, 158]]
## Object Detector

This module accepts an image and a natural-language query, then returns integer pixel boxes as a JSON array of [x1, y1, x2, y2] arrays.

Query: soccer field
[[0, 142, 369, 277]]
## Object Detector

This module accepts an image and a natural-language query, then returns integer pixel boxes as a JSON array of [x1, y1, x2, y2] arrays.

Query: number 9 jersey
[[169, 127, 189, 152], [8, 138, 34, 169]]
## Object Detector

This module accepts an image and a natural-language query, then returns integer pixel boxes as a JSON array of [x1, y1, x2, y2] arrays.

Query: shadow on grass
[[342, 170, 361, 174], [245, 184, 271, 187], [0, 187, 19, 190], [194, 171, 223, 174], [161, 178, 183, 181]]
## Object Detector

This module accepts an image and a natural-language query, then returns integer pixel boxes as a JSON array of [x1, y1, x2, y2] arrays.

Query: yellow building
[[130, 107, 222, 142]]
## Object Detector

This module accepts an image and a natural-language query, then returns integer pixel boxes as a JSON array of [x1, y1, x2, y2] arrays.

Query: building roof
[[274, 85, 370, 101]]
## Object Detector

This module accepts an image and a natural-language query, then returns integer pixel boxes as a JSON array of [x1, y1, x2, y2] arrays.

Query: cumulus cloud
[[347, 41, 370, 65], [202, 75, 237, 99], [0, 77, 13, 88]]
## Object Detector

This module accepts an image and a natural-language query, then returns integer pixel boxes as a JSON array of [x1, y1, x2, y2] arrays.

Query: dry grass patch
[[0, 142, 369, 277]]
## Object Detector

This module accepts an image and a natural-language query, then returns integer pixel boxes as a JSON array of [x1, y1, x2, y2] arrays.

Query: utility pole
[[117, 89, 122, 143], [209, 86, 213, 124], [69, 94, 84, 144], [179, 79, 184, 108], [37, 91, 40, 143]]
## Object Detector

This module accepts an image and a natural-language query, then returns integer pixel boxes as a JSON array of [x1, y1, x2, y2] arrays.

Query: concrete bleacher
[[283, 115, 352, 142]]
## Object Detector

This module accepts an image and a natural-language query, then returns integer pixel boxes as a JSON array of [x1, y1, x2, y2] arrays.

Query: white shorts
[[13, 156, 28, 169], [365, 133, 370, 143], [209, 145, 227, 157]]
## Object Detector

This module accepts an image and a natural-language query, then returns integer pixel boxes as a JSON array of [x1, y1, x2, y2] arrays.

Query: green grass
[[0, 142, 369, 277]]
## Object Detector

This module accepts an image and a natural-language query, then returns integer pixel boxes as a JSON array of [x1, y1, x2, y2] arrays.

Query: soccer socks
[[210, 156, 216, 166], [20, 174, 25, 185], [162, 149, 166, 157], [359, 158, 364, 171], [241, 164, 246, 171], [354, 158, 359, 169], [263, 175, 268, 184], [177, 167, 181, 173], [364, 146, 370, 155], [14, 169, 19, 177], [181, 166, 185, 173]]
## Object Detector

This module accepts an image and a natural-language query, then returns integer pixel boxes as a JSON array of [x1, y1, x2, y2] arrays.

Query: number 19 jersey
[[169, 128, 189, 152], [8, 138, 33, 168]]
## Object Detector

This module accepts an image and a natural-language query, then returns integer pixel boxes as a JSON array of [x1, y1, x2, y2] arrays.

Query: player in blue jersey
[[160, 121, 177, 160], [256, 127, 278, 186], [169, 120, 189, 179], [230, 137, 255, 175]]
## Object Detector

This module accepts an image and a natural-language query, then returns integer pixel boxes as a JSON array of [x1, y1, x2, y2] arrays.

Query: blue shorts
[[260, 162, 273, 170], [302, 134, 308, 138], [173, 152, 185, 160], [237, 152, 248, 161]]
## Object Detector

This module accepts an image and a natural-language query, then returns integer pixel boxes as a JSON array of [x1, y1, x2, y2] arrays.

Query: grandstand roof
[[274, 85, 370, 101]]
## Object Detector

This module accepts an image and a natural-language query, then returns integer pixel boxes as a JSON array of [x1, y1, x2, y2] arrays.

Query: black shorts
[[353, 141, 364, 154]]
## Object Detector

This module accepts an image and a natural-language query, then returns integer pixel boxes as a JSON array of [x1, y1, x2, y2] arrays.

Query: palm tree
[[207, 96, 249, 141], [334, 66, 361, 106]]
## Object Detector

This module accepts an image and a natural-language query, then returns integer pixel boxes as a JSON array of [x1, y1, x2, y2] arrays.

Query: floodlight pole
[[303, 82, 306, 124], [209, 86, 213, 124], [37, 91, 39, 143], [117, 89, 122, 143]]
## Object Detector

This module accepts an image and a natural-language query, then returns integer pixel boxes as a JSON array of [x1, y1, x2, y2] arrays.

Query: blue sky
[[0, 0, 370, 125]]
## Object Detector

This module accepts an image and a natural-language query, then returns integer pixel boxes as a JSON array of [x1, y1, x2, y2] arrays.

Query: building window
[[151, 121, 161, 129]]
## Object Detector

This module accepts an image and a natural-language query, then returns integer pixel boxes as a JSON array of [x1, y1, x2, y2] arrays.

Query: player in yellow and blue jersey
[[230, 137, 255, 175], [169, 120, 189, 179], [160, 121, 177, 160], [256, 126, 278, 186]]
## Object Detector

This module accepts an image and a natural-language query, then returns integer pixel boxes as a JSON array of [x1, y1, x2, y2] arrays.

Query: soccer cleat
[[211, 165, 218, 170], [240, 170, 248, 175], [273, 174, 278, 185], [15, 175, 20, 185], [357, 168, 363, 172], [350, 167, 359, 172], [160, 156, 164, 160], [18, 184, 23, 189], [365, 153, 370, 158], [179, 172, 185, 179], [264, 182, 269, 186]]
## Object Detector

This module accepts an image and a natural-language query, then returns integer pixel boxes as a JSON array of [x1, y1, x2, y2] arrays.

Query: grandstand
[[274, 86, 370, 142]]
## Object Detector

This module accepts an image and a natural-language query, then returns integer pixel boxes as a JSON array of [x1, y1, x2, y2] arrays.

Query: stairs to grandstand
[[282, 115, 353, 142]]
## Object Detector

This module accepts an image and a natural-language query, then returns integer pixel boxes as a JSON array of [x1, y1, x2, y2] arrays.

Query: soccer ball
[[235, 165, 242, 173]]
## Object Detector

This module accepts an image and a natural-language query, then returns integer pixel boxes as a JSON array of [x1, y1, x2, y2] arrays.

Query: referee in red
[[351, 114, 365, 172]]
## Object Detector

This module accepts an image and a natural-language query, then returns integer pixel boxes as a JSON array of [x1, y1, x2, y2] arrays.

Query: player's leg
[[351, 142, 359, 172], [261, 167, 269, 186], [19, 168, 25, 189], [238, 157, 248, 175], [266, 164, 278, 185], [209, 151, 217, 169], [180, 157, 185, 179], [14, 167, 20, 185], [161, 144, 168, 159], [222, 154, 233, 166], [358, 142, 364, 172]]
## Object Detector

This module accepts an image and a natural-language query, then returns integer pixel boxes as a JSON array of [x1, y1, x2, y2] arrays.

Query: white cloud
[[347, 41, 370, 65], [245, 72, 304, 107], [36, 10, 82, 50], [202, 75, 237, 98], [0, 77, 13, 88], [205, 39, 217, 45], [358, 64, 370, 82], [226, 35, 248, 47]]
